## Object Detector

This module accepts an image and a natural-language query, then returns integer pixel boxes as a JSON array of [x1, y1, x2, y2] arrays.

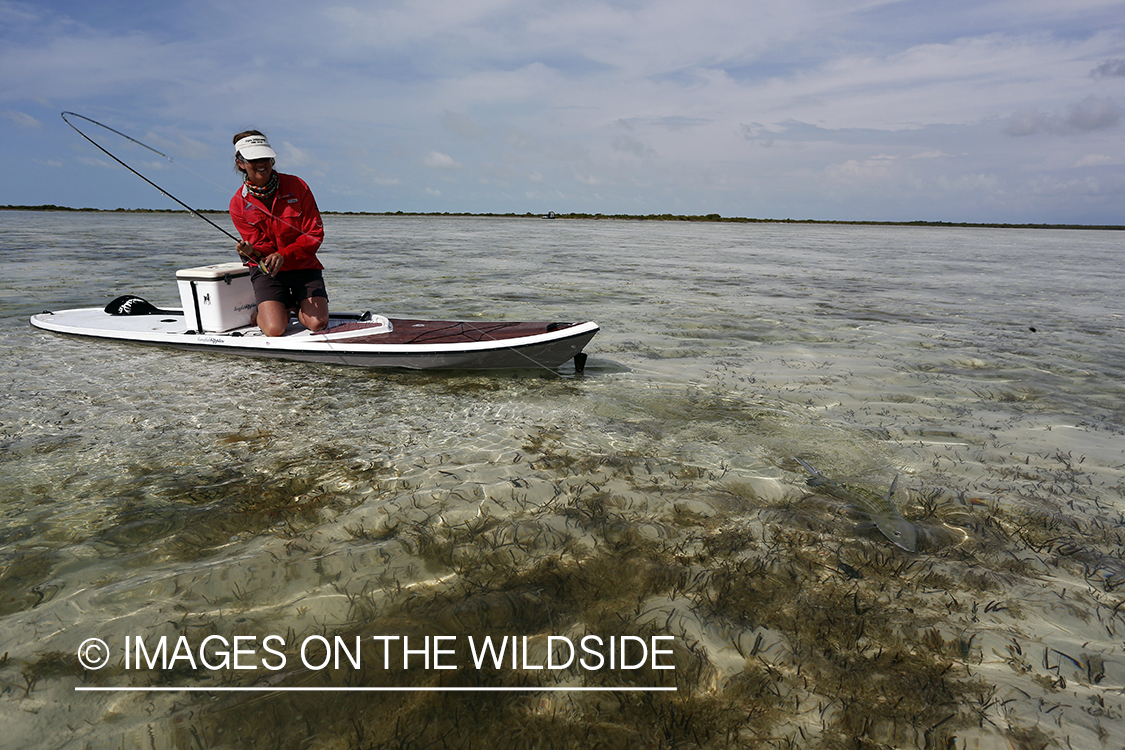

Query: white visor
[[235, 135, 276, 161]]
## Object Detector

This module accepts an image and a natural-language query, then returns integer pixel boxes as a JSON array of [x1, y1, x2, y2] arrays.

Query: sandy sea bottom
[[1, 213, 1124, 749]]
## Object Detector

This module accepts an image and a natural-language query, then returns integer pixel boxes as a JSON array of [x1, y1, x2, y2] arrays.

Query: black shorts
[[250, 268, 329, 307]]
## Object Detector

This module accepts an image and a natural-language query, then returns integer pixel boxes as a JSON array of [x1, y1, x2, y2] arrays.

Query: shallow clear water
[[1, 211, 1123, 749]]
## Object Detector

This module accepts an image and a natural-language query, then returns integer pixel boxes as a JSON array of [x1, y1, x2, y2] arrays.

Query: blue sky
[[2, 0, 1124, 223]]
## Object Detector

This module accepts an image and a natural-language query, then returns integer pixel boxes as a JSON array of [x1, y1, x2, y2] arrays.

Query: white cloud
[[2, 109, 40, 128], [825, 156, 899, 184], [76, 156, 116, 169], [937, 173, 1000, 193], [424, 151, 464, 169], [1075, 153, 1122, 167], [279, 142, 315, 168], [1026, 174, 1106, 196]]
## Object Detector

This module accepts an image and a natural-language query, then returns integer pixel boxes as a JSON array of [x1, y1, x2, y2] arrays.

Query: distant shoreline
[[3, 205, 1121, 231]]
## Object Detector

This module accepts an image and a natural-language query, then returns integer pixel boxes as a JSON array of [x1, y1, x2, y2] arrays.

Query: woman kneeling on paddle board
[[229, 130, 329, 337]]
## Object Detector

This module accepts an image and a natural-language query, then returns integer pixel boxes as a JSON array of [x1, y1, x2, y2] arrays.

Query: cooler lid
[[175, 262, 251, 280]]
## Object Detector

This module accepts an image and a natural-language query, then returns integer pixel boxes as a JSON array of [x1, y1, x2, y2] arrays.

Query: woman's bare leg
[[298, 297, 329, 332], [256, 300, 291, 337]]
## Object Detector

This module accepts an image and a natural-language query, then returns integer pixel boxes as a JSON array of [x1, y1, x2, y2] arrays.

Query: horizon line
[[3, 205, 1123, 230]]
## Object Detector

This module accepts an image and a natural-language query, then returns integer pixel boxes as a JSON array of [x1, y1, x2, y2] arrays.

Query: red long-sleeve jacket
[[229, 173, 325, 271]]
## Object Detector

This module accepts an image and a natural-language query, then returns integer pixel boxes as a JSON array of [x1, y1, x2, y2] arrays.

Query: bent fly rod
[[61, 112, 240, 242]]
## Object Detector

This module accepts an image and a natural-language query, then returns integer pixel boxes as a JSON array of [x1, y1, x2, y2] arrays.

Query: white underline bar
[[76, 686, 676, 693]]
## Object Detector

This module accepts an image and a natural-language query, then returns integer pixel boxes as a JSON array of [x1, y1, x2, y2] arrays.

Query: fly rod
[[61, 112, 240, 242]]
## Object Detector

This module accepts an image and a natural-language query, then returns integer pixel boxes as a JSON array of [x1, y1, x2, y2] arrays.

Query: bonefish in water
[[794, 457, 918, 552]]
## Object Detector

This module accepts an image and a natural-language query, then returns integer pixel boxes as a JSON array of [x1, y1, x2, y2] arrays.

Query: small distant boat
[[30, 263, 599, 372]]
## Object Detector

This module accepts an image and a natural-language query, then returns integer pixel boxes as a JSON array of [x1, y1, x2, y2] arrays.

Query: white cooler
[[176, 262, 257, 332]]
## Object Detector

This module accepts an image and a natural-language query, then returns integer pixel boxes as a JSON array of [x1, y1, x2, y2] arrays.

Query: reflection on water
[[1, 213, 1123, 748]]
